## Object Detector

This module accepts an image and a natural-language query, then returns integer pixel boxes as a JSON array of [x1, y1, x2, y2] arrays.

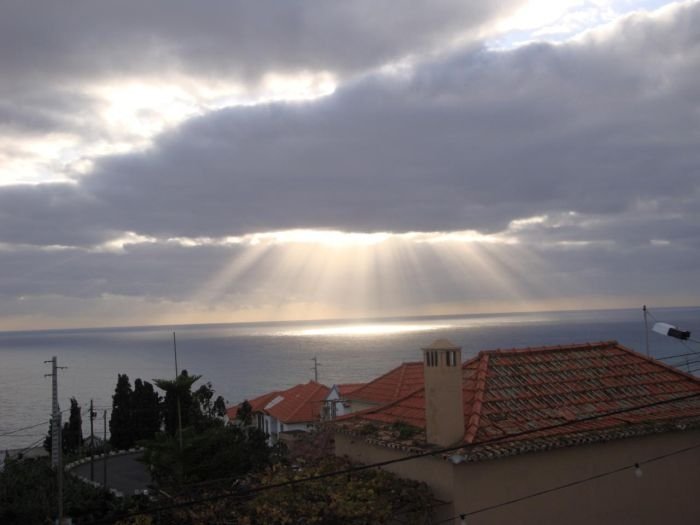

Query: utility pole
[[103, 410, 108, 490], [643, 305, 650, 357], [89, 399, 96, 481], [311, 356, 319, 382], [173, 332, 183, 452], [44, 356, 66, 524]]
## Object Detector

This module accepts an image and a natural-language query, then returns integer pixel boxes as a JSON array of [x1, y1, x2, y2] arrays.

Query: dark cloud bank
[[1, 2, 699, 319]]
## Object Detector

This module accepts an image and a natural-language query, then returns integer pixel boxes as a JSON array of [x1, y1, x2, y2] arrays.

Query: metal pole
[[103, 410, 108, 490], [90, 399, 95, 481], [44, 356, 66, 523], [311, 356, 319, 382], [174, 332, 183, 452], [57, 417, 63, 523], [643, 305, 650, 357], [173, 332, 179, 377]]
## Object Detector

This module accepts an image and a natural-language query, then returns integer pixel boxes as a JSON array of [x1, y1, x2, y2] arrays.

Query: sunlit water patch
[[278, 323, 452, 337]]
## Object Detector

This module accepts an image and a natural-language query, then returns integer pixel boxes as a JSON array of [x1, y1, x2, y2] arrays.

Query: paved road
[[71, 452, 152, 495]]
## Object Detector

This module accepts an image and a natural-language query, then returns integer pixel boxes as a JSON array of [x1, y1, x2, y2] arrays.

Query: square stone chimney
[[422, 338, 464, 447]]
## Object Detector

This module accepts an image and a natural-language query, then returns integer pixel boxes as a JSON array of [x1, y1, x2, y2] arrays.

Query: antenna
[[311, 356, 320, 382], [643, 305, 650, 356], [652, 322, 691, 341]]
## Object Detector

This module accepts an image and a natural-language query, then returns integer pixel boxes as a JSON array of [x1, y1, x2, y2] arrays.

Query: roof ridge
[[348, 361, 421, 401], [286, 382, 329, 422], [464, 353, 489, 444], [341, 384, 428, 421], [461, 354, 480, 369], [482, 340, 619, 356], [393, 363, 409, 399]]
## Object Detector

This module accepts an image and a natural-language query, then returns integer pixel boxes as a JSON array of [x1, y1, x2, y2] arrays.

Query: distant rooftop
[[346, 361, 424, 405], [334, 341, 700, 461], [228, 381, 330, 424]]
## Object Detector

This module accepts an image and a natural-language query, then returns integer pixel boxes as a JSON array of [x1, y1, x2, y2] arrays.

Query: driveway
[[71, 452, 151, 495]]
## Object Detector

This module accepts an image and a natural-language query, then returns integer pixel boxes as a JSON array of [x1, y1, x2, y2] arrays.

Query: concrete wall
[[336, 429, 700, 525], [335, 433, 455, 521], [452, 429, 700, 525]]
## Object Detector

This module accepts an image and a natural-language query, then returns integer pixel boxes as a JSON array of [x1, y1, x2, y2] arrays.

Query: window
[[446, 350, 457, 367], [426, 350, 439, 367]]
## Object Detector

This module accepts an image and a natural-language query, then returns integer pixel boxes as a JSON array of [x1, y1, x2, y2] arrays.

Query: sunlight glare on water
[[279, 323, 452, 337]]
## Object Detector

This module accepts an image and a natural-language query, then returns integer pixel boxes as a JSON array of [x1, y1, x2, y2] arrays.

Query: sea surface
[[1, 306, 699, 451]]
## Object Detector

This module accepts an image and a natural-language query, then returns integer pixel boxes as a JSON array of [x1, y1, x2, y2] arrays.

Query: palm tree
[[154, 370, 201, 437]]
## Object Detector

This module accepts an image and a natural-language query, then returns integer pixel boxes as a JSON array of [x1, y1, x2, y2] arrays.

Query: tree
[[110, 374, 134, 450], [132, 379, 161, 442], [236, 400, 253, 425], [154, 370, 201, 436], [43, 397, 83, 456], [142, 425, 270, 487], [63, 397, 83, 454], [191, 382, 226, 431]]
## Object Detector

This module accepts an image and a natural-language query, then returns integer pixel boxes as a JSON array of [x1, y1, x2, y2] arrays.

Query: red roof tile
[[335, 341, 700, 459], [264, 381, 331, 424], [337, 383, 365, 396], [347, 362, 424, 404], [226, 390, 281, 421]]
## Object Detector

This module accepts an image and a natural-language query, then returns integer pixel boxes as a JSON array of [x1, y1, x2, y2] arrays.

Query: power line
[[433, 440, 700, 524], [0, 419, 51, 438], [656, 351, 700, 361], [0, 407, 74, 438], [90, 390, 700, 524]]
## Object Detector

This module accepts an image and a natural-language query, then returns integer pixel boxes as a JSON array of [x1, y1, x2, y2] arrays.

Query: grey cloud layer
[[0, 1, 518, 90], [2, 2, 699, 247], [1, 2, 699, 323]]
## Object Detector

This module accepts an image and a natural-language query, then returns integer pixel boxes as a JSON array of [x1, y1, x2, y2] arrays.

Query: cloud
[[3, 1, 695, 244], [0, 1, 521, 86], [1, 1, 699, 327]]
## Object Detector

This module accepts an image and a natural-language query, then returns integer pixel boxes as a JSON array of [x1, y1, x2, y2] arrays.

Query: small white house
[[228, 381, 330, 445]]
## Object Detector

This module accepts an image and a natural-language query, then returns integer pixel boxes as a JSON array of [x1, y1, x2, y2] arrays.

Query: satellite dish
[[652, 322, 691, 340]]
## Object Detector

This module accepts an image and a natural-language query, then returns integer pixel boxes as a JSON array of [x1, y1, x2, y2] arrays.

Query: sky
[[1, 0, 698, 330]]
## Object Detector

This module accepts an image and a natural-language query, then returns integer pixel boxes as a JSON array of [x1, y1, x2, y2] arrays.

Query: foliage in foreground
[[142, 424, 271, 487], [145, 456, 433, 525], [0, 456, 144, 525]]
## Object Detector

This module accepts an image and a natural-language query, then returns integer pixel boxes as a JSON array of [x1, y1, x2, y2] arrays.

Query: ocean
[[1, 306, 698, 451]]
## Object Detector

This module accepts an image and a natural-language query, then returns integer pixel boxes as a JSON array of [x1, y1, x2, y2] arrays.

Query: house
[[340, 361, 424, 413], [322, 383, 365, 420], [227, 381, 330, 444], [333, 339, 700, 524]]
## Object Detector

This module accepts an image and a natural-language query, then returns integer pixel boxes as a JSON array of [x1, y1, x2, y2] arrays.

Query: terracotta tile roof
[[264, 381, 331, 424], [226, 390, 281, 420], [336, 383, 365, 396], [335, 341, 700, 460], [347, 361, 424, 404]]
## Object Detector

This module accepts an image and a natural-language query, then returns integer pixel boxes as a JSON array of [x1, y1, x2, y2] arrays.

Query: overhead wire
[[0, 406, 75, 438], [89, 390, 700, 524]]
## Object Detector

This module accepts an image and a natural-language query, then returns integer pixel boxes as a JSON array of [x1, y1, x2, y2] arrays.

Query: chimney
[[422, 338, 464, 447]]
